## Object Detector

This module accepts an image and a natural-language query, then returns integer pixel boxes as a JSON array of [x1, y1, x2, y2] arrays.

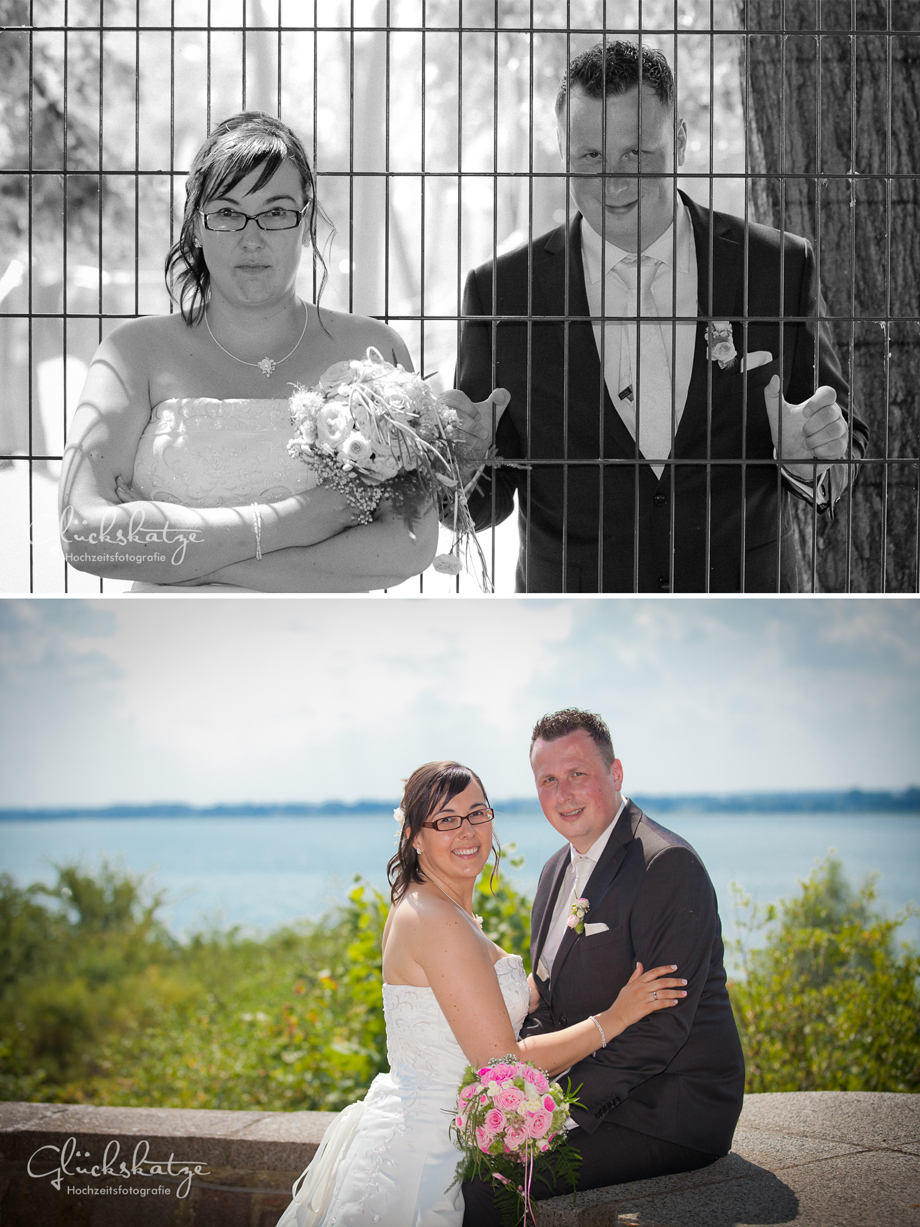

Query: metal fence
[[0, 0, 916, 593]]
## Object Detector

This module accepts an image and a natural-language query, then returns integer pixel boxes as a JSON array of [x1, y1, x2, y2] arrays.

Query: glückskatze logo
[[58, 505, 205, 565], [27, 1136, 210, 1198]]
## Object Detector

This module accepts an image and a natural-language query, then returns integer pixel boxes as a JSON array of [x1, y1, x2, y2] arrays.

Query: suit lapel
[[548, 801, 639, 987], [675, 194, 742, 452], [531, 847, 571, 973]]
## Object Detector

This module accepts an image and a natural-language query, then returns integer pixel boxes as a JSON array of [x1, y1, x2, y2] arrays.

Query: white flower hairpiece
[[394, 807, 406, 827]]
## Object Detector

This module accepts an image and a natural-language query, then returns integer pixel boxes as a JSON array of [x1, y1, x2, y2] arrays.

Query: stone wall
[[0, 1101, 331, 1227], [2, 1093, 919, 1226]]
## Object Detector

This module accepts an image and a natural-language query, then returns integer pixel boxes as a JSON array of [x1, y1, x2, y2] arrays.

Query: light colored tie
[[617, 253, 673, 480], [538, 853, 594, 978]]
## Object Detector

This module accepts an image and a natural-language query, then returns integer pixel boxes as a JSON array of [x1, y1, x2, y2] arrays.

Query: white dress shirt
[[581, 207, 698, 464], [538, 796, 627, 980]]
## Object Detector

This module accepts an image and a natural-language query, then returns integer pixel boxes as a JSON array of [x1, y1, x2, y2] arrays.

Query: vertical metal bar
[[559, 0, 570, 595], [206, 0, 212, 133], [665, 0, 680, 596], [878, 0, 891, 589], [420, 2, 427, 393], [383, 0, 391, 330], [60, 3, 70, 592], [419, 1, 428, 594], [705, 0, 715, 592], [348, 0, 355, 315], [169, 0, 176, 325], [312, 0, 319, 305], [811, 0, 823, 593], [634, 0, 644, 594], [776, 0, 787, 591], [455, 2, 469, 584], [845, 0, 858, 590], [703, 0, 716, 592], [27, 0, 35, 593], [739, 0, 752, 592], [594, 2, 606, 594], [242, 0, 248, 110], [275, 0, 283, 118], [134, 0, 141, 320]]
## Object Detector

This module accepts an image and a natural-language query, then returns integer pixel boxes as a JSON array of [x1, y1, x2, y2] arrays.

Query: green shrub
[[6, 853, 914, 1110], [0, 859, 533, 1110], [728, 855, 920, 1093]]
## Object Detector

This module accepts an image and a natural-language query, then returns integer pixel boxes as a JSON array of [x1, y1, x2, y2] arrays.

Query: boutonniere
[[567, 897, 590, 935], [706, 321, 737, 371]]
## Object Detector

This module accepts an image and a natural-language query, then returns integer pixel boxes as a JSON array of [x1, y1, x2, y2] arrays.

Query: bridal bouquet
[[450, 1057, 582, 1226], [287, 348, 492, 590]]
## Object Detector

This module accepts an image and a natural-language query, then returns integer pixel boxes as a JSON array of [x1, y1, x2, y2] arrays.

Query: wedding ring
[[653, 991, 658, 1000]]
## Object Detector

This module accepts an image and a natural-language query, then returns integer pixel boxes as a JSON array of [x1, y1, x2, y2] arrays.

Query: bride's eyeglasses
[[422, 808, 494, 832], [199, 205, 309, 232]]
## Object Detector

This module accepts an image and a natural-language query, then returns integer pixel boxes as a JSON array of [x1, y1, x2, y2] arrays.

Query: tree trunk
[[735, 0, 919, 592]]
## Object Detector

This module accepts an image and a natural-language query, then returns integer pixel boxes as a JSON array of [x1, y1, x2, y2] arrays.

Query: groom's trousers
[[460, 1121, 719, 1226]]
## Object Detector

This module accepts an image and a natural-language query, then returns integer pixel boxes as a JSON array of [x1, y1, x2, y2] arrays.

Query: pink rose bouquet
[[288, 347, 492, 589], [450, 1056, 582, 1226]]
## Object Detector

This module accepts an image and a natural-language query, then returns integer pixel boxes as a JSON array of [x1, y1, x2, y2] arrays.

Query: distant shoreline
[[2, 788, 918, 820]]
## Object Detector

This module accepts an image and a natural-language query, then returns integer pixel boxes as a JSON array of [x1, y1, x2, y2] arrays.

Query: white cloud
[[1, 598, 917, 806], [90, 598, 573, 791]]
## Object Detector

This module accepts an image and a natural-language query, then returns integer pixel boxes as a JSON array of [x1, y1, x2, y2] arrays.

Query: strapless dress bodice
[[131, 397, 316, 508], [382, 954, 530, 1089]]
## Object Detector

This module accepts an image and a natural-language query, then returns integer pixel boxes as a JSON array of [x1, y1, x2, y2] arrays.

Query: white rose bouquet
[[287, 348, 492, 589]]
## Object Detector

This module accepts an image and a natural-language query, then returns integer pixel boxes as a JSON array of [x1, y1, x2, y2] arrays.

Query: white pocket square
[[584, 923, 609, 936], [741, 350, 773, 373]]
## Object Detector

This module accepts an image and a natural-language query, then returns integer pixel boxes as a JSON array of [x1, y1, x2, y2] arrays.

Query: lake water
[[1, 810, 918, 955]]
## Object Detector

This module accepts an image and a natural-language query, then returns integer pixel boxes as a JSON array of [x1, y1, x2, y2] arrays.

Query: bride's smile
[[413, 780, 493, 886]]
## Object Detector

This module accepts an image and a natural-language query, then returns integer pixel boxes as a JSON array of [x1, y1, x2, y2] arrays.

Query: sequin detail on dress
[[131, 398, 316, 507]]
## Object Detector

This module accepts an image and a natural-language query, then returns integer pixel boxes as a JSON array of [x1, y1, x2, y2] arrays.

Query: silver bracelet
[[589, 1014, 607, 1049], [251, 503, 263, 561]]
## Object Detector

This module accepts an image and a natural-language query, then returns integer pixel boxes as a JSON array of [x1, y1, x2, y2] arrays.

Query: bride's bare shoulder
[[314, 305, 412, 367]]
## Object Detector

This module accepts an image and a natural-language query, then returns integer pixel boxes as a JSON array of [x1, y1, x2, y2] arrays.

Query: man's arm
[[771, 240, 869, 512], [455, 267, 521, 531], [566, 847, 719, 1132]]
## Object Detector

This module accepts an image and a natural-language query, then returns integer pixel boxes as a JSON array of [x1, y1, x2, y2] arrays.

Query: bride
[[278, 761, 686, 1226], [59, 112, 499, 592]]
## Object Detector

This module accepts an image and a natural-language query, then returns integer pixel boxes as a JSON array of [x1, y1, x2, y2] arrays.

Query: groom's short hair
[[530, 708, 616, 769], [555, 40, 675, 117]]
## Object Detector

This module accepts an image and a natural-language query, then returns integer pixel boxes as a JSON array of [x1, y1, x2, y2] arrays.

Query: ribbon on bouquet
[[493, 1151, 538, 1226]]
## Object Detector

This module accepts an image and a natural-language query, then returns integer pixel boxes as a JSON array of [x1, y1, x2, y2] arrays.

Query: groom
[[461, 708, 745, 1223], [457, 40, 869, 591]]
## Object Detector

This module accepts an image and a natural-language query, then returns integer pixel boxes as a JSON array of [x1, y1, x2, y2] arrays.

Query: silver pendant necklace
[[427, 875, 484, 930], [204, 300, 308, 378]]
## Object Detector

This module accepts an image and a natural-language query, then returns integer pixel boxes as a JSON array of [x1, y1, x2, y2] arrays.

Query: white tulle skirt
[[276, 1070, 464, 1227]]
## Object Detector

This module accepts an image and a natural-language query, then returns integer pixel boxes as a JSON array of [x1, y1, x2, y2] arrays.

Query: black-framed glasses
[[422, 808, 494, 833], [199, 205, 309, 232]]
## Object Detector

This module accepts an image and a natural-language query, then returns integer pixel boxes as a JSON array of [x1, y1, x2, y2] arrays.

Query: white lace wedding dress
[[278, 954, 530, 1227], [128, 397, 317, 591]]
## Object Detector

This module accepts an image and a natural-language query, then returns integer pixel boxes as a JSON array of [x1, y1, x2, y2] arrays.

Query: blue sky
[[0, 597, 917, 807]]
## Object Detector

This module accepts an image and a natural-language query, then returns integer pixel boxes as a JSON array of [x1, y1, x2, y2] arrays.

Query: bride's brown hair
[[387, 761, 501, 904]]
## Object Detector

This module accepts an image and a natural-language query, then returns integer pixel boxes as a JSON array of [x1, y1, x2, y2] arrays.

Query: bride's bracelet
[[251, 503, 263, 561], [589, 1014, 607, 1049]]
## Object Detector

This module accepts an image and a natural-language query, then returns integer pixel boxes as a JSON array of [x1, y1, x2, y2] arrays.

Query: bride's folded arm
[[59, 321, 359, 585], [182, 501, 440, 592], [402, 893, 686, 1079]]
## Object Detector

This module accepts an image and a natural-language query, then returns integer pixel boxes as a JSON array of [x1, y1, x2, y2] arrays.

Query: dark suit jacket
[[524, 801, 745, 1156], [457, 195, 869, 592]]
